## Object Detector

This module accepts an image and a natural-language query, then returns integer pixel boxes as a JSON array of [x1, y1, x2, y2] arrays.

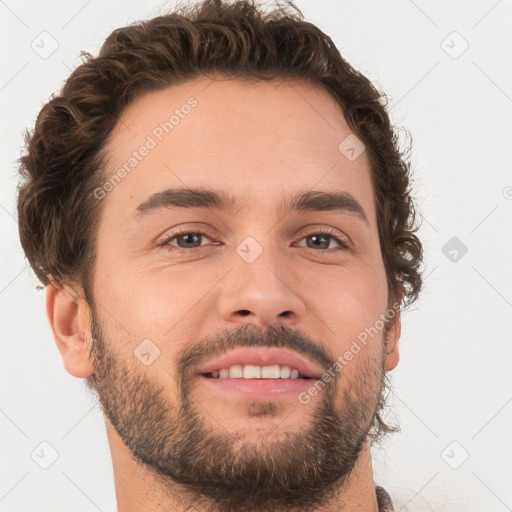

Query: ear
[[45, 279, 94, 378], [384, 300, 402, 372]]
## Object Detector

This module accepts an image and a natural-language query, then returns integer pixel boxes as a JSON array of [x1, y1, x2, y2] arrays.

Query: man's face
[[85, 77, 400, 511]]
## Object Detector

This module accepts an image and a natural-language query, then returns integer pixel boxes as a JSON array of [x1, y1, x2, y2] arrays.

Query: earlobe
[[45, 280, 95, 378]]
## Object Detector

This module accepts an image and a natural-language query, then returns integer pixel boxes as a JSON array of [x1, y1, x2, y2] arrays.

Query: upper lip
[[196, 348, 324, 379]]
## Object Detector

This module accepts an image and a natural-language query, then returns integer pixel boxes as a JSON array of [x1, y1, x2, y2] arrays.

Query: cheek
[[105, 255, 386, 334], [94, 262, 221, 351], [303, 262, 388, 343]]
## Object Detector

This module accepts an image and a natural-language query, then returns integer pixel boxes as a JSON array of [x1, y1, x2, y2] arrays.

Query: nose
[[217, 241, 306, 329]]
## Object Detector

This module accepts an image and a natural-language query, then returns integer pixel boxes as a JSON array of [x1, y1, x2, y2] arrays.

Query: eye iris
[[177, 233, 202, 248], [307, 234, 330, 250]]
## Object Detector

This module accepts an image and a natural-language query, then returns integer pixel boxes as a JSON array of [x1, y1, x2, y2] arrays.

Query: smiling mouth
[[202, 364, 314, 379]]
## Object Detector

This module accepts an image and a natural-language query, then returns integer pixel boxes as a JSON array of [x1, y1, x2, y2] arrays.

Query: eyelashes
[[158, 226, 351, 254], [159, 229, 220, 253]]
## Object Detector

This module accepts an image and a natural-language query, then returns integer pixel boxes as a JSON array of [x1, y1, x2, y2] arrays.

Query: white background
[[1, 1, 511, 510]]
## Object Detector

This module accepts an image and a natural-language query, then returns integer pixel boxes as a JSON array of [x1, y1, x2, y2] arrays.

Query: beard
[[85, 302, 391, 512]]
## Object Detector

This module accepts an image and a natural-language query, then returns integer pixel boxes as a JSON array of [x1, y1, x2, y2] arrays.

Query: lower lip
[[199, 375, 317, 398]]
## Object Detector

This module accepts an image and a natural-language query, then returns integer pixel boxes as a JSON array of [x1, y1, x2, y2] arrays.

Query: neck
[[108, 418, 381, 512]]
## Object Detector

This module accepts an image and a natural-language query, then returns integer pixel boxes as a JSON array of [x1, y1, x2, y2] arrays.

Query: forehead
[[100, 76, 376, 225]]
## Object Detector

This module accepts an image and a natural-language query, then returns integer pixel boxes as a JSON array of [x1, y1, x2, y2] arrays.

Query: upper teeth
[[210, 365, 302, 379]]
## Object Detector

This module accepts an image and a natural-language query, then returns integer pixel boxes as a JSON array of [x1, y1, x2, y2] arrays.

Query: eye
[[294, 227, 351, 252], [159, 229, 217, 253], [158, 226, 351, 254]]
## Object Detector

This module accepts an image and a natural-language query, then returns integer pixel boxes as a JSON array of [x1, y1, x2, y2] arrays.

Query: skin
[[46, 76, 402, 512]]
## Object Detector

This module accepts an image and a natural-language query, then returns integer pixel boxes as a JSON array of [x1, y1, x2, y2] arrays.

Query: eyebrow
[[135, 187, 369, 225]]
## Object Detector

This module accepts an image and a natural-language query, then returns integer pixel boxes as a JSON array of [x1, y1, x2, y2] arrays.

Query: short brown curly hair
[[17, 0, 423, 309]]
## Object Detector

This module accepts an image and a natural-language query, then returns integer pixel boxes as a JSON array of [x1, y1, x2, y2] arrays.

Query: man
[[17, 1, 423, 510]]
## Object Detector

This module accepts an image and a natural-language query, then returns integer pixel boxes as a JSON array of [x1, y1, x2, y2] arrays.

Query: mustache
[[177, 323, 337, 386]]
